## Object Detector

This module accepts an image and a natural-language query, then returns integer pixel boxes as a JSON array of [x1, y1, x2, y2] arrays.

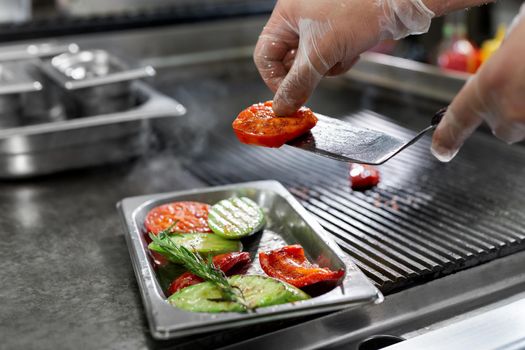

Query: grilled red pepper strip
[[259, 245, 344, 288], [167, 252, 251, 295]]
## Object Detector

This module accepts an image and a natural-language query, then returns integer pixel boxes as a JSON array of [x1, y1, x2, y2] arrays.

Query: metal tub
[[117, 180, 382, 339], [0, 82, 186, 178]]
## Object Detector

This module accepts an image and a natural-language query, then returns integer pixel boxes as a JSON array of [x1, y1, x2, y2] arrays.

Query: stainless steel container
[[0, 43, 188, 177], [0, 43, 79, 126], [0, 82, 186, 178], [117, 181, 382, 340], [40, 49, 156, 116]]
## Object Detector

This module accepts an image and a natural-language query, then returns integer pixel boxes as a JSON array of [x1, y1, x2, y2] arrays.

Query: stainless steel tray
[[0, 81, 186, 178], [117, 180, 382, 340]]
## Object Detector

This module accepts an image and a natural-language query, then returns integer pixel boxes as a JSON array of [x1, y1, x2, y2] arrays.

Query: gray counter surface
[[0, 158, 207, 349]]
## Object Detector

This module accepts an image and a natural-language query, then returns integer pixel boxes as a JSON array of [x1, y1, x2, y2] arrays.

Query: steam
[[124, 81, 225, 192]]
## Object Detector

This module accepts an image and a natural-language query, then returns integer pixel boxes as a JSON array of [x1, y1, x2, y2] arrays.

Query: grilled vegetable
[[232, 101, 318, 148], [259, 245, 345, 288], [145, 201, 212, 234], [149, 233, 248, 308], [149, 233, 242, 263], [349, 163, 380, 191], [208, 197, 265, 239], [168, 252, 251, 295], [169, 275, 310, 313]]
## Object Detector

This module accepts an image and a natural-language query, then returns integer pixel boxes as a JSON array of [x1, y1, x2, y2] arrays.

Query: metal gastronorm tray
[[117, 180, 382, 340], [0, 81, 186, 178]]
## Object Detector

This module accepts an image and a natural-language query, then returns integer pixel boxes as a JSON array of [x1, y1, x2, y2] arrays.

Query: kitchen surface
[[1, 1, 525, 350]]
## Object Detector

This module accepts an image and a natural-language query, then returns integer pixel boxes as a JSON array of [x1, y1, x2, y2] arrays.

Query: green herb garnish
[[148, 225, 250, 311]]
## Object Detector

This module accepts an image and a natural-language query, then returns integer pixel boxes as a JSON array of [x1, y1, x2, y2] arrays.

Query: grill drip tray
[[185, 109, 525, 295]]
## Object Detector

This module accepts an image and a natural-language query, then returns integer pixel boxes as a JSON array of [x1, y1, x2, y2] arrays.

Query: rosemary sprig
[[149, 226, 250, 310]]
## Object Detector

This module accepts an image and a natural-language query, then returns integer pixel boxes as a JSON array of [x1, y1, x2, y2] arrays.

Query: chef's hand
[[431, 4, 525, 162], [254, 0, 435, 116]]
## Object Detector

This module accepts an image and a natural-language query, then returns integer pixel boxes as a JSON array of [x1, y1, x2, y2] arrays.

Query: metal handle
[[431, 107, 447, 127], [379, 106, 449, 163]]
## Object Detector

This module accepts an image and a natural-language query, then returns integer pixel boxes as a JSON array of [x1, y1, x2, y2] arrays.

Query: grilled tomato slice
[[145, 201, 212, 235], [232, 101, 318, 148], [349, 163, 380, 191]]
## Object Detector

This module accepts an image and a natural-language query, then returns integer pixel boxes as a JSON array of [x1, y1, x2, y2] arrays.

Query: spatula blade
[[287, 114, 406, 165]]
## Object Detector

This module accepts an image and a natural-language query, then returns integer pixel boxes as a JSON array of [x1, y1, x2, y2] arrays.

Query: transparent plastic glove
[[377, 0, 435, 40], [254, 0, 434, 116], [431, 4, 525, 162]]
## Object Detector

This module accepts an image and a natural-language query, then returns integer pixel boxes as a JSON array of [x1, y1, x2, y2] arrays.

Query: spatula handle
[[431, 107, 447, 127], [384, 107, 448, 163]]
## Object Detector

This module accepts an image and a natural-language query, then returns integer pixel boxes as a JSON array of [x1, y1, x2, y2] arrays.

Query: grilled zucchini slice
[[208, 197, 265, 239], [168, 275, 310, 313], [148, 233, 242, 263]]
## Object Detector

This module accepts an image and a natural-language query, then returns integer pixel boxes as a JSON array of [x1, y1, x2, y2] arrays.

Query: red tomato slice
[[349, 163, 380, 191], [144, 201, 212, 235], [232, 101, 318, 148], [167, 252, 251, 295], [259, 245, 344, 288]]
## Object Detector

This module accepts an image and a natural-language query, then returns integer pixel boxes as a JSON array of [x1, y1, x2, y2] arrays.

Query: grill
[[186, 110, 525, 294]]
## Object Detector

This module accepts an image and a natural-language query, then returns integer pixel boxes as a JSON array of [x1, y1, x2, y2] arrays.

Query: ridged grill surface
[[186, 111, 525, 294]]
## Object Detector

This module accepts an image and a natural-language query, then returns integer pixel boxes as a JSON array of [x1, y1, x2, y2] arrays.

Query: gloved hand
[[431, 4, 525, 162], [254, 0, 435, 116]]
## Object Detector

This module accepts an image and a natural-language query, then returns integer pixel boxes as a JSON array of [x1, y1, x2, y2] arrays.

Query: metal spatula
[[287, 107, 446, 165]]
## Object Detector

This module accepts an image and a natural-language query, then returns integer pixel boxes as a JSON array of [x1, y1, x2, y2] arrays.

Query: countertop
[[0, 157, 207, 349]]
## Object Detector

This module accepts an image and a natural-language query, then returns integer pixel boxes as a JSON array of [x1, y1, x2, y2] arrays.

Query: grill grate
[[185, 110, 525, 294]]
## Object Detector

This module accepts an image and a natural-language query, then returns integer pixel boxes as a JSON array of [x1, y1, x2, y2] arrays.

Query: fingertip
[[271, 48, 324, 116], [430, 108, 466, 163], [432, 109, 457, 150], [271, 80, 310, 117], [272, 95, 303, 116], [431, 86, 483, 161], [430, 142, 460, 162]]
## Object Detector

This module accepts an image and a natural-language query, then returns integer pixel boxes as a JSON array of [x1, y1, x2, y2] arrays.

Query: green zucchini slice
[[168, 275, 310, 313], [148, 233, 242, 263], [208, 197, 265, 239]]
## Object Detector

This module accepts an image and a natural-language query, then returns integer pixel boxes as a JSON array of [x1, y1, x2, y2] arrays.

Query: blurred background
[[0, 0, 523, 73]]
